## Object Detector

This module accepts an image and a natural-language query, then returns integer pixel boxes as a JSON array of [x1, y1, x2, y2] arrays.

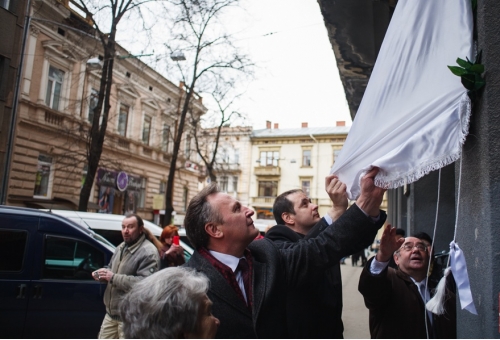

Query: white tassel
[[426, 267, 451, 315]]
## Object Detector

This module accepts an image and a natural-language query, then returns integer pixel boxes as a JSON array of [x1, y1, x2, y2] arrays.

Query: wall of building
[[6, 2, 205, 222], [458, 0, 500, 337]]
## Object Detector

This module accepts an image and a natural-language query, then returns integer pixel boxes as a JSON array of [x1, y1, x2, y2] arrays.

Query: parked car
[[45, 210, 194, 261], [0, 205, 115, 338]]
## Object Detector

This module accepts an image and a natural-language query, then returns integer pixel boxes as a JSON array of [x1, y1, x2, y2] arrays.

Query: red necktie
[[238, 258, 251, 307]]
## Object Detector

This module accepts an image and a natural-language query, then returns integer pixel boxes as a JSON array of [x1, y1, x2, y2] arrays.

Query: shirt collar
[[208, 250, 242, 273]]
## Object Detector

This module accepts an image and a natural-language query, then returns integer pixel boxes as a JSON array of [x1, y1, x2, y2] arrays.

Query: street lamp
[[170, 51, 186, 61]]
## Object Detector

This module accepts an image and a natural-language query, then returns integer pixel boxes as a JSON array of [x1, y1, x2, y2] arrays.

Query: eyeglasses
[[401, 242, 428, 252]]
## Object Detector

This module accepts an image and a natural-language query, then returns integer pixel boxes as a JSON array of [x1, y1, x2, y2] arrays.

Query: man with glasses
[[358, 226, 456, 338]]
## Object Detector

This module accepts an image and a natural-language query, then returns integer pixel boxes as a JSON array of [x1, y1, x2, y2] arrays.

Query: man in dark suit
[[265, 176, 349, 338], [184, 168, 386, 338], [358, 227, 456, 339]]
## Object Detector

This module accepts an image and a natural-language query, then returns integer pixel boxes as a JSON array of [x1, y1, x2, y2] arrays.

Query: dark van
[[0, 206, 115, 338]]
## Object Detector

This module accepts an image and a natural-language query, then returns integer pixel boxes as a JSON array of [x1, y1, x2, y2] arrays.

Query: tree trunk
[[164, 85, 195, 223]]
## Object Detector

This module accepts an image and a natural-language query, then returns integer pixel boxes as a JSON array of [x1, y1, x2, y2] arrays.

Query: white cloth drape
[[330, 0, 473, 200]]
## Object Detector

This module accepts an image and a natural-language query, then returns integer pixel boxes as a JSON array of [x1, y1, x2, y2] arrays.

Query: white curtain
[[331, 0, 474, 200]]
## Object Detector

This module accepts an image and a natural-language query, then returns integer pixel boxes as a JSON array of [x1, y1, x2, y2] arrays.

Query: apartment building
[[250, 121, 349, 219], [6, 1, 205, 221], [198, 126, 252, 206]]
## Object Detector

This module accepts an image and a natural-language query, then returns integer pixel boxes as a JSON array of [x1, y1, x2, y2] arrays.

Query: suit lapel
[[251, 258, 266, 324], [189, 252, 251, 316]]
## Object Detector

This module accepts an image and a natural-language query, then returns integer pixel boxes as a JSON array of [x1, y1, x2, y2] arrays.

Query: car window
[[92, 229, 123, 247], [43, 235, 105, 280], [0, 229, 28, 272]]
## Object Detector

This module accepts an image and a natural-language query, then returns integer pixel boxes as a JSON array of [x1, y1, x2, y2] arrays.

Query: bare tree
[[192, 80, 246, 182], [71, 0, 154, 211], [159, 0, 254, 223]]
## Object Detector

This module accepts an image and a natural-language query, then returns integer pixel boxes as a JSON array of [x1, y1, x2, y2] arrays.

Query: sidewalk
[[341, 256, 371, 339]]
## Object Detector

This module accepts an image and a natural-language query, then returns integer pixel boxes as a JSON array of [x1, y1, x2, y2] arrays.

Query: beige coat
[[103, 234, 160, 317]]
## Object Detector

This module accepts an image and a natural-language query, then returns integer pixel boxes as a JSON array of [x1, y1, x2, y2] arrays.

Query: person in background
[[158, 225, 185, 269], [120, 267, 220, 339], [358, 226, 456, 338], [92, 214, 160, 339]]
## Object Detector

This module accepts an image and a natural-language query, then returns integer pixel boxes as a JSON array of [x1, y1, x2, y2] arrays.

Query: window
[[333, 148, 341, 164], [258, 181, 278, 197], [118, 104, 129, 136], [162, 124, 170, 152], [183, 187, 188, 212], [138, 178, 147, 208], [0, 230, 27, 272], [232, 176, 238, 193], [303, 149, 311, 166], [221, 148, 229, 163], [302, 180, 311, 196], [259, 151, 279, 166], [159, 181, 167, 194], [34, 154, 54, 198], [142, 115, 152, 144], [219, 176, 228, 192], [234, 149, 240, 164], [43, 235, 105, 280], [45, 66, 64, 111], [88, 88, 98, 123]]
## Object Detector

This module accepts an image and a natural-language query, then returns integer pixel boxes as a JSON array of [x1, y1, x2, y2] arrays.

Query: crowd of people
[[91, 167, 456, 339]]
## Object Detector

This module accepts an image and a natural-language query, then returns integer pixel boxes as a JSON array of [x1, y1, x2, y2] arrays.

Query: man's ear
[[282, 212, 294, 225], [205, 223, 223, 239], [393, 252, 400, 266]]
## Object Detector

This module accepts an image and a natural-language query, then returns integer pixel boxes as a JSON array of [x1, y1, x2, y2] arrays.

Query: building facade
[[198, 126, 253, 207], [6, 0, 205, 222], [250, 121, 350, 220]]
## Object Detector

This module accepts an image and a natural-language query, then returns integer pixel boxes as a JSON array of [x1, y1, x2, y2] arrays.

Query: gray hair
[[184, 183, 224, 249], [120, 267, 210, 338]]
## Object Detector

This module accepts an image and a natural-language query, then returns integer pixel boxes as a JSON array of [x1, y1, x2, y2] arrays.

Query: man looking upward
[[184, 168, 386, 338], [265, 175, 350, 338], [358, 226, 456, 338]]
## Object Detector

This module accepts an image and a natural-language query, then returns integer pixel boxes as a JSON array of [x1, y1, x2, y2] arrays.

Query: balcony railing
[[254, 166, 280, 176], [251, 196, 275, 206]]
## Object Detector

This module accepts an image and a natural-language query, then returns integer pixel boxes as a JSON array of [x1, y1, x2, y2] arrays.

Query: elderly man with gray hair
[[120, 267, 220, 339]]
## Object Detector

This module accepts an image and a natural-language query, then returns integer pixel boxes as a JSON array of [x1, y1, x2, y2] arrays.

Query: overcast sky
[[225, 0, 352, 129], [115, 0, 353, 130]]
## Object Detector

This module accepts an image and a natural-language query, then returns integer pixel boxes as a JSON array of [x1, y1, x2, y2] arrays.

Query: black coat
[[265, 217, 344, 338], [358, 257, 457, 339], [185, 204, 386, 338]]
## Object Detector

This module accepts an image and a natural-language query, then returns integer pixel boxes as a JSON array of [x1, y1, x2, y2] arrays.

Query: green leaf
[[456, 58, 472, 69], [461, 74, 476, 91], [448, 66, 467, 76], [470, 64, 484, 73]]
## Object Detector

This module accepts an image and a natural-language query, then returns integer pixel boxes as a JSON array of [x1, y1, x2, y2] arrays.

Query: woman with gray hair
[[119, 267, 219, 338]]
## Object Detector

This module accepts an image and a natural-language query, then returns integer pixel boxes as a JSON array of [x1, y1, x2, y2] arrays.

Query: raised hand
[[356, 167, 386, 217], [375, 224, 405, 262], [325, 175, 348, 221]]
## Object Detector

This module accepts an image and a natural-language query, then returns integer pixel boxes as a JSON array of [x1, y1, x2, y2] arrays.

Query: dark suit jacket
[[358, 257, 456, 339], [185, 204, 386, 338], [265, 217, 344, 338]]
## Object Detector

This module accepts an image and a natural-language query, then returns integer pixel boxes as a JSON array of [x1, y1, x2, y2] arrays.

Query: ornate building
[[6, 0, 205, 221]]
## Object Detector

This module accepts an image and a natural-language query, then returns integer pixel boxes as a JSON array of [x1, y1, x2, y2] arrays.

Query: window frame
[[117, 103, 129, 137], [45, 65, 65, 111], [142, 115, 152, 145], [34, 154, 55, 199]]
